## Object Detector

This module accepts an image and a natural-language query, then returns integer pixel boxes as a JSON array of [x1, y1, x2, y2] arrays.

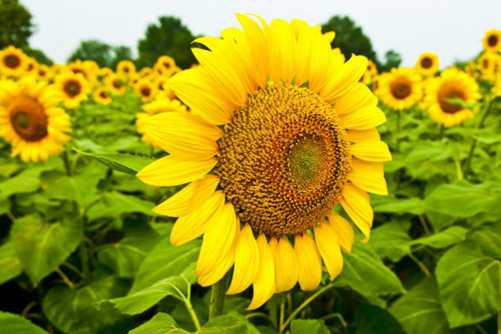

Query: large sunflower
[[424, 68, 480, 127], [0, 46, 28, 78], [55, 72, 90, 109], [0, 78, 71, 162], [483, 29, 501, 53], [137, 15, 390, 309], [415, 52, 439, 77], [376, 68, 422, 110]]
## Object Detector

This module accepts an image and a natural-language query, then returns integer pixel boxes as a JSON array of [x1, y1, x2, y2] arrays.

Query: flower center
[[390, 78, 412, 100], [420, 57, 432, 69], [63, 79, 82, 97], [113, 79, 123, 89], [140, 86, 151, 97], [217, 83, 351, 237], [9, 96, 48, 142], [438, 85, 466, 114], [4, 54, 20, 68], [488, 34, 498, 47]]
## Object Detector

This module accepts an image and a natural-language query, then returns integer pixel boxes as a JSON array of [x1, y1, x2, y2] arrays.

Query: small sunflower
[[478, 52, 500, 82], [36, 64, 53, 81], [93, 87, 112, 105], [105, 74, 127, 95], [137, 15, 391, 310], [136, 98, 187, 147], [483, 29, 501, 53], [416, 52, 439, 77], [98, 67, 113, 80], [424, 68, 480, 127], [55, 72, 90, 109], [134, 79, 157, 102], [360, 59, 378, 85], [66, 60, 93, 81], [0, 78, 71, 162], [154, 55, 177, 76], [0, 46, 28, 78], [117, 60, 136, 77], [376, 68, 422, 110], [139, 67, 154, 78]]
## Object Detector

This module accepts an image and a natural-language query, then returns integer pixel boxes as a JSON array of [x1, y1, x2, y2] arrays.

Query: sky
[[22, 0, 500, 67]]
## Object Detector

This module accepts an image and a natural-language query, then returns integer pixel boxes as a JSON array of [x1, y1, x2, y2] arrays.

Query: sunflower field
[[0, 9, 501, 334]]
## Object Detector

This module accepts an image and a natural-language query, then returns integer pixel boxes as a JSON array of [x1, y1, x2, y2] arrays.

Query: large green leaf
[[200, 313, 258, 334], [97, 243, 147, 279], [335, 244, 405, 302], [436, 239, 501, 327], [129, 313, 187, 334], [42, 277, 129, 334], [390, 279, 449, 334], [0, 168, 40, 200], [74, 149, 153, 175], [373, 197, 425, 215], [351, 304, 404, 334], [10, 215, 82, 285], [370, 221, 412, 262], [290, 319, 329, 334], [0, 242, 22, 284], [411, 226, 467, 249], [0, 312, 49, 334], [86, 191, 155, 221]]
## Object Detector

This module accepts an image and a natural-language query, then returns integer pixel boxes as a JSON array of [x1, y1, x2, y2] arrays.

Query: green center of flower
[[217, 83, 351, 237]]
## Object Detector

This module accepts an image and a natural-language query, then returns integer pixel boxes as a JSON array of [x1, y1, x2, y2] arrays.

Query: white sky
[[22, 0, 500, 67]]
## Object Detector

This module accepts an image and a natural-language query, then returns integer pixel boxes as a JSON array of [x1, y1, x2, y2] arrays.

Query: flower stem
[[279, 283, 335, 333], [208, 276, 227, 320], [184, 297, 201, 331]]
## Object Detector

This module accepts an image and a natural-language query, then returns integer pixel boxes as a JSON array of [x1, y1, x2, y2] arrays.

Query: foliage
[[137, 16, 196, 69], [68, 40, 132, 68], [0, 0, 34, 49]]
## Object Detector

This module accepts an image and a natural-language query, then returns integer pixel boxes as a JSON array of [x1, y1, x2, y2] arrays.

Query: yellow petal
[[248, 234, 275, 310], [271, 237, 298, 293], [294, 233, 322, 291], [268, 19, 296, 84], [339, 106, 386, 130], [351, 141, 392, 162], [345, 129, 380, 143], [198, 247, 234, 287], [137, 155, 216, 187], [335, 83, 377, 116], [321, 55, 368, 102], [170, 191, 225, 246], [326, 213, 354, 252], [154, 175, 219, 217], [340, 184, 373, 240], [314, 222, 343, 279], [348, 159, 388, 195], [142, 111, 221, 160], [197, 203, 238, 276], [227, 224, 260, 295]]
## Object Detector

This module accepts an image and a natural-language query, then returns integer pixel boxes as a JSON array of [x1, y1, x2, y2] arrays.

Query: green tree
[[68, 40, 132, 68], [321, 16, 378, 63], [137, 16, 195, 69], [24, 47, 52, 65], [0, 0, 34, 48], [380, 50, 402, 72]]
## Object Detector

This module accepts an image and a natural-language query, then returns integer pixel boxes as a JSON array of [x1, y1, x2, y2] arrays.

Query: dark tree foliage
[[380, 50, 402, 72], [321, 16, 378, 63], [68, 40, 132, 68], [0, 0, 34, 48], [24, 47, 52, 65], [137, 16, 196, 69]]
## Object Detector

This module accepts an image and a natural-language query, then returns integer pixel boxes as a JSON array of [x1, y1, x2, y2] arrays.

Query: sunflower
[[55, 72, 90, 109], [0, 78, 71, 162], [93, 87, 112, 105], [66, 60, 93, 81], [134, 79, 157, 102], [137, 15, 391, 310], [116, 60, 136, 77], [376, 68, 422, 110], [36, 64, 53, 81], [105, 74, 127, 95], [139, 67, 154, 78], [483, 29, 501, 53], [136, 98, 187, 147], [416, 52, 439, 77], [0, 46, 28, 78], [478, 52, 500, 82], [154, 55, 177, 76], [360, 59, 378, 85], [98, 67, 113, 80], [424, 68, 480, 127]]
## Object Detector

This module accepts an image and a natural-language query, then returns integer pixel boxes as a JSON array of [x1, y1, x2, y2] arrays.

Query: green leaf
[[390, 279, 449, 334], [97, 243, 147, 278], [42, 276, 129, 334], [436, 240, 501, 327], [0, 312, 49, 334], [411, 226, 467, 249], [335, 244, 405, 302], [373, 197, 425, 215], [352, 304, 404, 334], [200, 313, 256, 334], [468, 223, 501, 258], [370, 221, 412, 262], [75, 149, 153, 175], [0, 168, 40, 200], [425, 182, 499, 218], [290, 319, 330, 334], [0, 242, 22, 284], [10, 215, 82, 285], [86, 191, 155, 221], [129, 313, 187, 334]]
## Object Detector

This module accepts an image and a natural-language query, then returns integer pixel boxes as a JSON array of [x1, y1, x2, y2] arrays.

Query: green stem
[[279, 283, 335, 333], [184, 298, 201, 331], [395, 111, 401, 152], [79, 243, 90, 280], [208, 276, 227, 320], [498, 312, 501, 334], [62, 149, 72, 176]]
